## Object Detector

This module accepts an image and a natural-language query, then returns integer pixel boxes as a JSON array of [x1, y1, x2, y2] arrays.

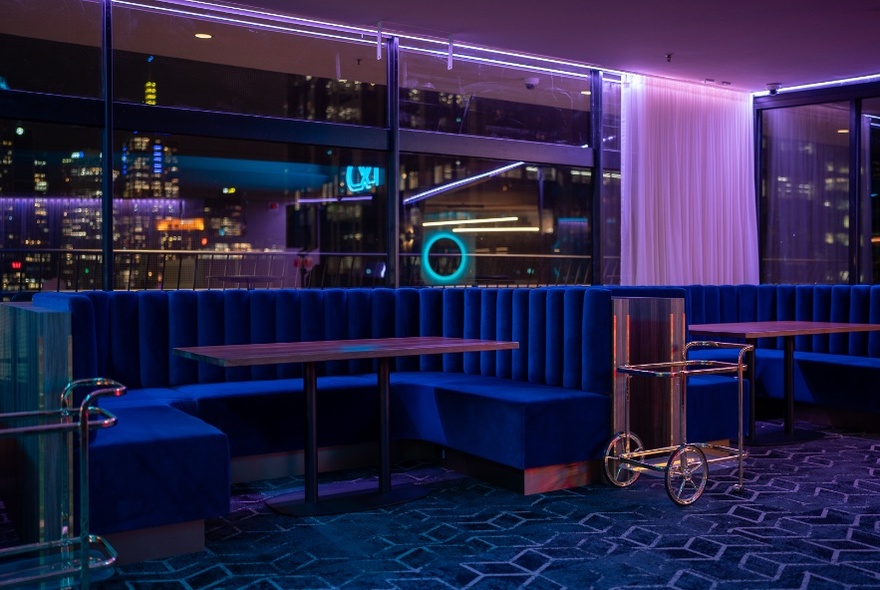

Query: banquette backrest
[[684, 284, 880, 356], [31, 286, 660, 395]]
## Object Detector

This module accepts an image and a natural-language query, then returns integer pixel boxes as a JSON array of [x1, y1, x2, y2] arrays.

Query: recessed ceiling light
[[194, 33, 213, 39]]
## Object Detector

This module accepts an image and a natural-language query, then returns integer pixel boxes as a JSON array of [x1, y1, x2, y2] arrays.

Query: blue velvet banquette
[[29, 285, 745, 563], [685, 284, 880, 415]]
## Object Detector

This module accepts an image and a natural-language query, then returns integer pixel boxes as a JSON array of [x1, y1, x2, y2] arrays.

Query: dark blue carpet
[[96, 422, 880, 588]]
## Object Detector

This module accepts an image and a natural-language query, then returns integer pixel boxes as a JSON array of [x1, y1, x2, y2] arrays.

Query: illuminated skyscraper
[[0, 132, 12, 195], [120, 134, 179, 199]]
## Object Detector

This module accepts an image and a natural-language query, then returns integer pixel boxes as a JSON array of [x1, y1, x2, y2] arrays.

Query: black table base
[[266, 481, 431, 516], [748, 420, 825, 446]]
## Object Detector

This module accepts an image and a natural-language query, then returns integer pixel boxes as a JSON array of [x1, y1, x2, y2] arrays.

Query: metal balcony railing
[[0, 249, 603, 299]]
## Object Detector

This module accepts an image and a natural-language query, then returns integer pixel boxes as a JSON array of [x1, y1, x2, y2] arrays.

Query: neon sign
[[345, 166, 381, 193], [421, 231, 470, 285]]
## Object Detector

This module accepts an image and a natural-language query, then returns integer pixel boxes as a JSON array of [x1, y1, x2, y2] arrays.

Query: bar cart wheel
[[603, 431, 644, 487], [665, 444, 708, 506]]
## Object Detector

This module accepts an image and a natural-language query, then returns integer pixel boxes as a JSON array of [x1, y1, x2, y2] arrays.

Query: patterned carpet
[[62, 422, 880, 588]]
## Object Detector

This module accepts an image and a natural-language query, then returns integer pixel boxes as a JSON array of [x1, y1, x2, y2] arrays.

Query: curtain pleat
[[621, 75, 759, 285]]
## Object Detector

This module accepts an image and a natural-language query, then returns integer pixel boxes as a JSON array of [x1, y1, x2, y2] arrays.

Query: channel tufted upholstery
[[32, 285, 747, 549], [684, 284, 880, 411]]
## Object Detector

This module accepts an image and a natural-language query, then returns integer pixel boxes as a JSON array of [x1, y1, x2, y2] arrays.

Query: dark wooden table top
[[174, 336, 519, 367], [689, 320, 880, 339]]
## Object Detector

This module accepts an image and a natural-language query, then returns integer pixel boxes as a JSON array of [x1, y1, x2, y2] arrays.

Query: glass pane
[[399, 50, 591, 145], [0, 119, 390, 293], [112, 131, 387, 289], [0, 119, 103, 293], [600, 75, 622, 285], [112, 3, 387, 125], [600, 170, 621, 284], [761, 102, 851, 283], [400, 154, 592, 286], [864, 98, 880, 283], [602, 76, 622, 153], [113, 130, 386, 248], [0, 0, 101, 97]]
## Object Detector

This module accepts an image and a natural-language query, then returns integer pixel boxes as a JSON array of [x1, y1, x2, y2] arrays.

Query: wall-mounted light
[[194, 33, 213, 39]]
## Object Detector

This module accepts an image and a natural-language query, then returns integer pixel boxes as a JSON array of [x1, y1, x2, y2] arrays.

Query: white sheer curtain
[[620, 75, 759, 285]]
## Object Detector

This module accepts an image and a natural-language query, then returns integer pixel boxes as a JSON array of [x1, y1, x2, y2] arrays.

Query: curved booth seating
[[684, 284, 880, 419], [30, 286, 745, 563]]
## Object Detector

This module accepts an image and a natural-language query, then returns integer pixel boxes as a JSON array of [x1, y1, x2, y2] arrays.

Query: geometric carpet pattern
[[100, 421, 880, 589]]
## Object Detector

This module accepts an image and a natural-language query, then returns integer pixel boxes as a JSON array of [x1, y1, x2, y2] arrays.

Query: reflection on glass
[[864, 98, 880, 283], [602, 76, 622, 153], [111, 4, 387, 125], [0, 1, 101, 97], [0, 119, 388, 291], [400, 51, 591, 145], [762, 102, 851, 283], [400, 153, 592, 286]]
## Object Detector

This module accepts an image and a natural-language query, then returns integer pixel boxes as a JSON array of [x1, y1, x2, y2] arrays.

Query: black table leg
[[266, 358, 428, 516], [784, 336, 795, 436], [304, 362, 318, 504], [378, 357, 391, 494], [749, 336, 823, 446]]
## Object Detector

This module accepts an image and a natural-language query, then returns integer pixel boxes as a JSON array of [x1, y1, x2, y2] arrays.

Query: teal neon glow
[[345, 166, 381, 192], [421, 231, 469, 285]]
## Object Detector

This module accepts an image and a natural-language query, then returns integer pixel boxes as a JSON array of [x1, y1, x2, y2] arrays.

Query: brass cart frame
[[604, 341, 753, 505], [0, 378, 126, 589]]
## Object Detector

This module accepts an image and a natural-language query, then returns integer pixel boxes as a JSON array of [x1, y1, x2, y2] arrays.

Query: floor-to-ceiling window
[[0, 0, 616, 293], [863, 98, 880, 283], [396, 45, 595, 286], [760, 102, 851, 283], [756, 82, 880, 284]]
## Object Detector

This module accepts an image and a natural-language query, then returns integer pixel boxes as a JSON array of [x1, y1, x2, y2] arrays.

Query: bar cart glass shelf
[[0, 378, 126, 589]]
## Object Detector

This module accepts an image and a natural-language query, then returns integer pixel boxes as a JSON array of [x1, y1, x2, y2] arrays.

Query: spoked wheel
[[665, 444, 708, 505], [603, 432, 644, 487]]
